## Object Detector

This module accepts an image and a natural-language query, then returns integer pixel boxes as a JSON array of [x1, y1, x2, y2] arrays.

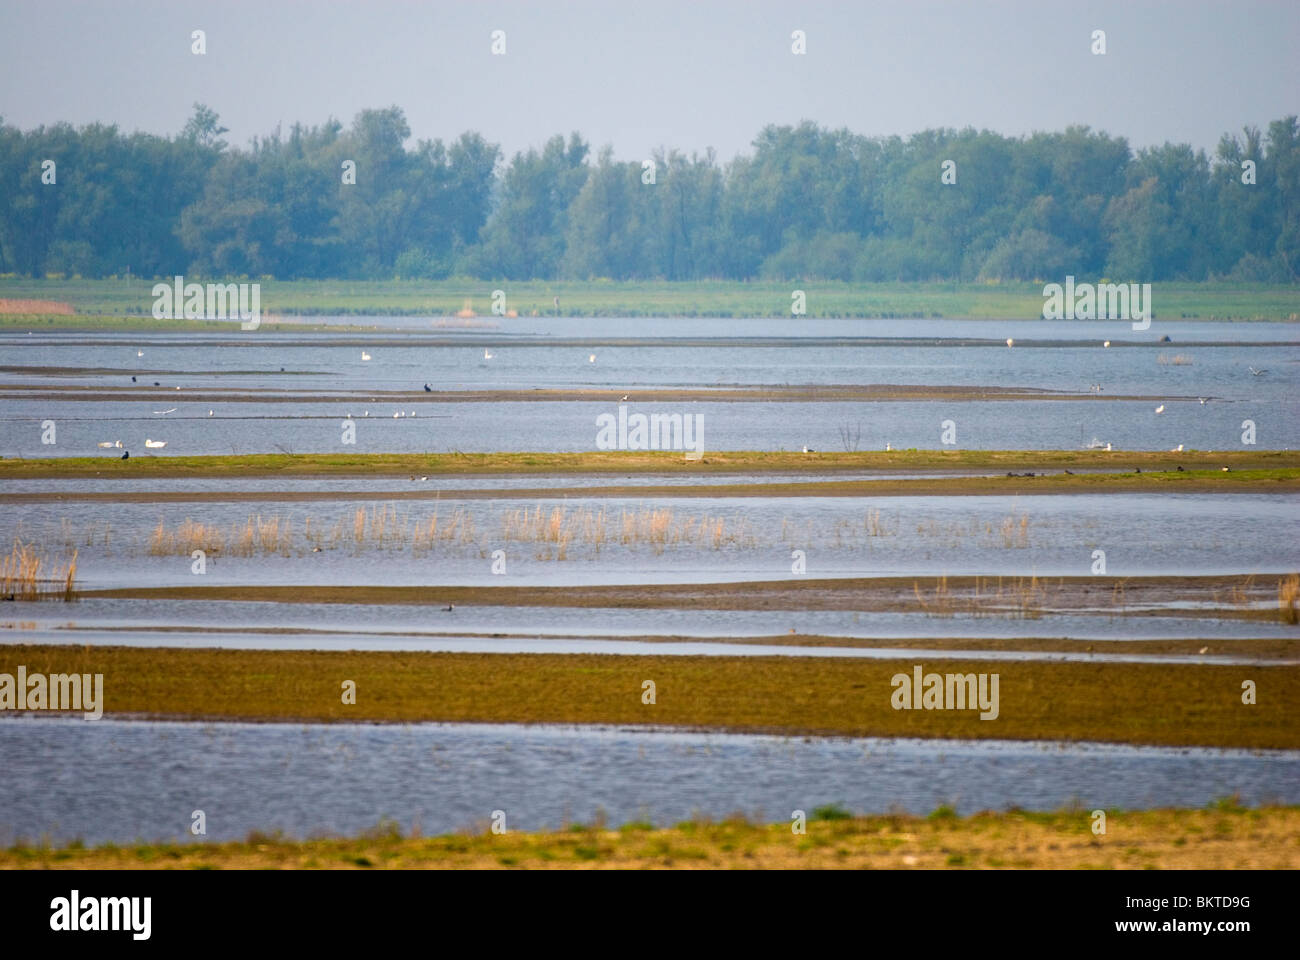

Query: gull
[[588, 354, 596, 363], [1248, 366, 1267, 376], [208, 410, 214, 416], [885, 443, 892, 451], [419, 476, 428, 482], [1170, 444, 1184, 452], [137, 350, 143, 357], [1103, 340, 1111, 348], [1106, 442, 1112, 451], [620, 394, 629, 402], [802, 445, 815, 453], [145, 439, 167, 448], [1154, 404, 1165, 414], [410, 411, 416, 417], [361, 352, 371, 361], [1006, 338, 1014, 348], [484, 349, 494, 360], [154, 408, 177, 415], [1198, 397, 1207, 405]]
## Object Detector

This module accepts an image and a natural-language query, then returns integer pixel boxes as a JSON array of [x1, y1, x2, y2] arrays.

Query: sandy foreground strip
[[4, 806, 1295, 870], [1, 645, 1294, 748]]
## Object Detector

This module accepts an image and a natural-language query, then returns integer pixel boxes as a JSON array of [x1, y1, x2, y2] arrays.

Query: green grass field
[[2, 277, 1297, 321]]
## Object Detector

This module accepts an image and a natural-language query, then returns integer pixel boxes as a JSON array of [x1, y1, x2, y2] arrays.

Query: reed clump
[[1280, 573, 1299, 624], [0, 540, 77, 601]]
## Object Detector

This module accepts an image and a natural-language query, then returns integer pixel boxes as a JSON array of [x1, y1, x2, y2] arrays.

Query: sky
[[1, 0, 1297, 162]]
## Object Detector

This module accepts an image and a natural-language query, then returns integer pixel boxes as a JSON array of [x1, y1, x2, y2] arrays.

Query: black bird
[[153, 381, 160, 386], [1176, 465, 1184, 472], [1134, 467, 1141, 473], [424, 383, 432, 392], [131, 376, 137, 382], [1064, 469, 1073, 475], [120, 450, 129, 460], [1159, 335, 1172, 342]]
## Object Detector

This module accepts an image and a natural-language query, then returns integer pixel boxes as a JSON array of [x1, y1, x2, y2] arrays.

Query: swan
[[145, 439, 166, 448], [97, 441, 117, 448]]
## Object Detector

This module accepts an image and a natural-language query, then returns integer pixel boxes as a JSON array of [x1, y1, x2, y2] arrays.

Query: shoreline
[[3, 448, 1296, 479], [3, 805, 1294, 869]]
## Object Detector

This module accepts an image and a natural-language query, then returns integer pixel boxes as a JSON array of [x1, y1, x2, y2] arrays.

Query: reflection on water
[[2, 718, 1294, 845]]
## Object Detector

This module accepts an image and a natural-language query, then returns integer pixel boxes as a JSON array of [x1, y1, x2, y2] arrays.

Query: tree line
[[1, 104, 1296, 283]]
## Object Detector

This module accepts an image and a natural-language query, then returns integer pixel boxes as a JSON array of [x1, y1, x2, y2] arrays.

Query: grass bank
[[2, 448, 1296, 479], [2, 278, 1298, 320], [4, 805, 1293, 869], [2, 645, 1294, 748]]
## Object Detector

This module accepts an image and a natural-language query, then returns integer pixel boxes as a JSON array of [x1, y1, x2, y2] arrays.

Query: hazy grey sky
[[2, 1, 1297, 162]]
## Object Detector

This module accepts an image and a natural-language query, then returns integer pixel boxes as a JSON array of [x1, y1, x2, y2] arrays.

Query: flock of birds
[[110, 341, 1271, 461]]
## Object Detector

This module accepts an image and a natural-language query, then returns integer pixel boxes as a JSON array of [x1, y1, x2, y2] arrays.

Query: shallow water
[[2, 319, 1295, 456], [1, 718, 1293, 845], [7, 492, 1294, 587]]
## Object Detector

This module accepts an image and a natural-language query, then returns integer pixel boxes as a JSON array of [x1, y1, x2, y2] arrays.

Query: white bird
[[1106, 442, 1112, 451], [885, 442, 892, 451], [1154, 404, 1165, 414], [137, 350, 143, 357], [1170, 444, 1184, 452], [393, 412, 401, 418], [154, 408, 177, 415], [97, 441, 116, 448], [361, 352, 371, 361], [145, 439, 166, 448], [588, 354, 596, 363], [1248, 366, 1267, 376], [484, 349, 494, 360], [1103, 340, 1111, 348], [1006, 338, 1014, 348], [208, 410, 214, 416], [620, 394, 629, 402]]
